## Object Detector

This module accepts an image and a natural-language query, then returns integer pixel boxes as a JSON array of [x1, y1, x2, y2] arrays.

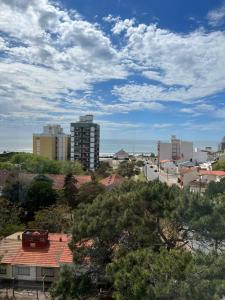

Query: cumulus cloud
[[1, 0, 225, 134], [207, 2, 225, 26]]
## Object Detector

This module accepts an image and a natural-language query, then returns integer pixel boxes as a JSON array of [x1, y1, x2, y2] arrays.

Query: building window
[[0, 266, 6, 274], [41, 268, 54, 277], [16, 266, 30, 276]]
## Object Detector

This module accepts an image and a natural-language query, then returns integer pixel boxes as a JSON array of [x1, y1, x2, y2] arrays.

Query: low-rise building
[[0, 230, 72, 286], [199, 170, 225, 183], [113, 149, 129, 160], [178, 168, 199, 187]]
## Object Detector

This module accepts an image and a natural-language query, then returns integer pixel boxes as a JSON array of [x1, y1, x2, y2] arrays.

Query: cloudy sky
[[1, 0, 225, 151]]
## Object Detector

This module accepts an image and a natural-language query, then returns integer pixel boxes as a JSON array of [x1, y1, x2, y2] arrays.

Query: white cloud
[[1, 0, 225, 131], [113, 22, 225, 103], [207, 2, 225, 26]]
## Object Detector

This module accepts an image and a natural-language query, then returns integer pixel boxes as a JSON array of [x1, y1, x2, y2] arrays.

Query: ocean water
[[0, 138, 219, 155]]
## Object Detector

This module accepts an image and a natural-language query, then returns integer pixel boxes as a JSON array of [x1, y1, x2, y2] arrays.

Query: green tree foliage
[[107, 248, 193, 300], [0, 198, 23, 238], [68, 181, 183, 296], [206, 177, 225, 198], [108, 249, 225, 300], [46, 180, 225, 299], [0, 152, 84, 175], [95, 161, 113, 179], [77, 181, 105, 205], [25, 175, 57, 220], [212, 159, 225, 171], [30, 204, 72, 233], [2, 172, 29, 205], [184, 193, 225, 252], [117, 161, 140, 178], [63, 173, 79, 208], [135, 160, 145, 167], [50, 265, 93, 300]]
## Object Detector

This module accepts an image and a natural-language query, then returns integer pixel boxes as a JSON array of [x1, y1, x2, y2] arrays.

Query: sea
[[0, 139, 220, 156]]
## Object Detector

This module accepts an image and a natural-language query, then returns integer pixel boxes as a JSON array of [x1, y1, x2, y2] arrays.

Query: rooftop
[[199, 170, 225, 176], [100, 174, 124, 187], [0, 232, 72, 268]]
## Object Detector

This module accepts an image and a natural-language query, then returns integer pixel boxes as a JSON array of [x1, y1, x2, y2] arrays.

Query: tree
[[77, 181, 105, 205], [63, 173, 79, 208], [212, 159, 225, 171], [95, 161, 112, 179], [117, 161, 139, 178], [0, 197, 23, 238], [2, 171, 29, 205], [50, 265, 93, 300], [30, 204, 72, 233], [135, 160, 145, 167], [25, 175, 57, 220], [107, 248, 193, 300], [60, 161, 84, 175], [53, 180, 225, 299], [184, 193, 225, 252], [206, 177, 225, 198]]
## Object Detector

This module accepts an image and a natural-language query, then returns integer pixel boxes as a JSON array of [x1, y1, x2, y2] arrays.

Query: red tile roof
[[0, 233, 73, 267], [18, 173, 92, 190], [100, 174, 124, 187], [199, 170, 225, 176]]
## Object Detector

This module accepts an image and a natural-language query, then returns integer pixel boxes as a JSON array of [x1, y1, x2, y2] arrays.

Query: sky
[[1, 0, 225, 151]]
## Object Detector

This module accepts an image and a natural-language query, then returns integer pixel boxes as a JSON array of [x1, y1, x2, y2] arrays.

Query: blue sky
[[1, 0, 225, 151]]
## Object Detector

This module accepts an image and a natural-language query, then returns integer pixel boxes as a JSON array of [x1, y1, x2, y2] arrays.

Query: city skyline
[[1, 0, 225, 150]]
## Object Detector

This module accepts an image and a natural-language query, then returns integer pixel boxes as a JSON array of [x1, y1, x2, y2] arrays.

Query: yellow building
[[33, 125, 70, 161]]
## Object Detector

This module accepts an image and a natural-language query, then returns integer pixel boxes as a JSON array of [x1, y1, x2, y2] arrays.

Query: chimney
[[59, 237, 62, 242]]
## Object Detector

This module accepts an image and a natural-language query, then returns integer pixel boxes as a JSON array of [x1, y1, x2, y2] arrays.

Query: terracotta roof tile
[[100, 174, 124, 187], [200, 170, 225, 176], [0, 233, 73, 267]]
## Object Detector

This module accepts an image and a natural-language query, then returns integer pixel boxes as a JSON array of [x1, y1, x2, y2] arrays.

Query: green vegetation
[[3, 153, 225, 299], [50, 180, 225, 299], [212, 159, 225, 171], [0, 152, 84, 174], [206, 177, 225, 197], [117, 160, 140, 178]]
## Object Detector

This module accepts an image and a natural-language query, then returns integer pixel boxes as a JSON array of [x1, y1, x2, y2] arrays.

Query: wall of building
[[182, 170, 198, 187], [36, 267, 59, 282], [180, 141, 193, 161], [33, 136, 56, 160], [12, 265, 36, 281], [0, 264, 12, 279], [158, 142, 172, 161], [193, 149, 208, 163]]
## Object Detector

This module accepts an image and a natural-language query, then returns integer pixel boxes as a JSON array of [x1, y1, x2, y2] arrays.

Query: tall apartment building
[[158, 135, 193, 162], [33, 125, 70, 161], [70, 115, 100, 171], [219, 137, 225, 151]]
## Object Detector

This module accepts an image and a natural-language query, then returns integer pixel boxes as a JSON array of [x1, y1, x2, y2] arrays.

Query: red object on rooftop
[[22, 230, 49, 249]]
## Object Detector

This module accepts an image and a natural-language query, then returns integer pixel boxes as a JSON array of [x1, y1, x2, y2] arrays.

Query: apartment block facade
[[158, 135, 193, 162], [33, 125, 70, 161], [70, 115, 100, 171]]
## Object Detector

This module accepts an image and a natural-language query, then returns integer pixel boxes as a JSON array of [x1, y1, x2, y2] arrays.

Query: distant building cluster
[[33, 115, 100, 171]]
